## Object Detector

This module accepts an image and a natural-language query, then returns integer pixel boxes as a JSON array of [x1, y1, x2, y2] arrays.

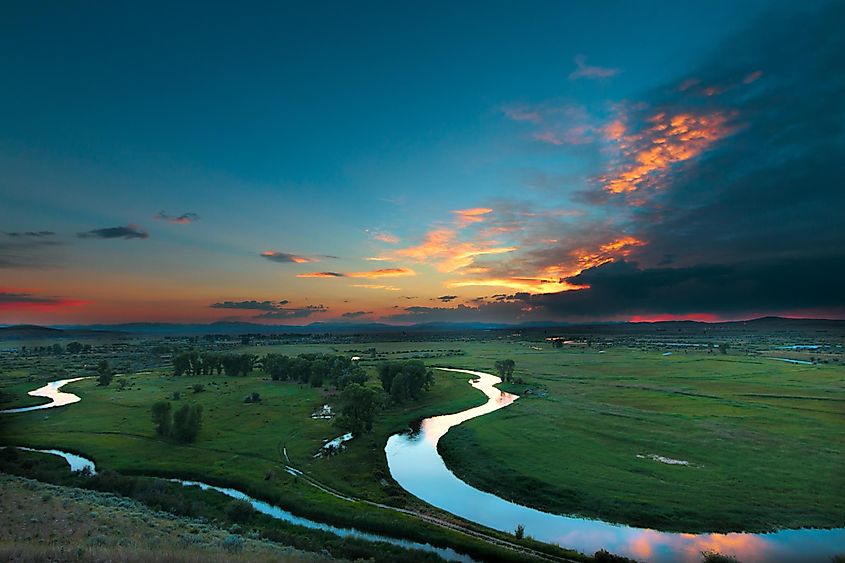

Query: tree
[[378, 360, 434, 403], [494, 359, 516, 383], [66, 341, 84, 354], [337, 383, 381, 433], [151, 401, 173, 436], [309, 359, 328, 387], [172, 403, 203, 443], [97, 360, 114, 386]]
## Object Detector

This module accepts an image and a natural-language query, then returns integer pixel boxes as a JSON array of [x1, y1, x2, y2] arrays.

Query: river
[[385, 368, 845, 563], [4, 369, 844, 562]]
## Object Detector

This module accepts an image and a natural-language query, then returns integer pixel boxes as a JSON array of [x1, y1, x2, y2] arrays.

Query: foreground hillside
[[0, 473, 331, 563]]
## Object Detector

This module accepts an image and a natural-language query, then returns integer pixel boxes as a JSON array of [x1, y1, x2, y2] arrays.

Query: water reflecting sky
[[386, 369, 845, 562]]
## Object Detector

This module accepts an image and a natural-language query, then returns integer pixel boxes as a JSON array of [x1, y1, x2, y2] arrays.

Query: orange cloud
[[297, 268, 414, 279], [393, 227, 517, 272], [347, 267, 415, 279], [447, 277, 580, 294], [370, 231, 399, 244], [261, 251, 315, 263], [601, 111, 732, 194], [351, 284, 400, 291], [452, 207, 493, 225]]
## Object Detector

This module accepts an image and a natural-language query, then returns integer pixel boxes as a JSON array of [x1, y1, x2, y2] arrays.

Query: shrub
[[225, 500, 254, 523], [221, 534, 245, 553]]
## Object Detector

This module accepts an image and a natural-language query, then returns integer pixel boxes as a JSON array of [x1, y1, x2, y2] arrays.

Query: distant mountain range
[[0, 316, 843, 339]]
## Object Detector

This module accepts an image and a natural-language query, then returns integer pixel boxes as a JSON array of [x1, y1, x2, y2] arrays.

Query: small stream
[[7, 447, 473, 562]]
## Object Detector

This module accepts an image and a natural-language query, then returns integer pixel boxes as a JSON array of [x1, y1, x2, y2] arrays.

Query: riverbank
[[437, 349, 845, 533]]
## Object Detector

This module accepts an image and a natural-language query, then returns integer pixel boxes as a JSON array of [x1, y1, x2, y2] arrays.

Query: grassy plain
[[1, 336, 842, 558], [438, 344, 845, 532], [0, 342, 576, 562]]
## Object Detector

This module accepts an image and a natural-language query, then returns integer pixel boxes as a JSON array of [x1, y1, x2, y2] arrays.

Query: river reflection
[[385, 368, 845, 562], [1, 377, 90, 414]]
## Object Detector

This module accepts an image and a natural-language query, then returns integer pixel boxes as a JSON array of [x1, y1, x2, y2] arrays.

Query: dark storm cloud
[[508, 3, 845, 320], [527, 256, 845, 318], [624, 2, 845, 267], [342, 311, 372, 318], [77, 225, 149, 239], [210, 300, 289, 311], [155, 211, 200, 224]]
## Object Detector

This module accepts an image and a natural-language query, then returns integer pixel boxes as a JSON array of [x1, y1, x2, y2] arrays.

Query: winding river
[[4, 369, 844, 562], [385, 368, 845, 563]]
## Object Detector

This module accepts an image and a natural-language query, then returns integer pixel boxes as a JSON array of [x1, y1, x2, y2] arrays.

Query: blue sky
[[2, 1, 842, 324]]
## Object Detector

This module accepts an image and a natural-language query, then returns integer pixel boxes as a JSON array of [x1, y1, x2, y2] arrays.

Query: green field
[[438, 345, 845, 532], [1, 338, 843, 558]]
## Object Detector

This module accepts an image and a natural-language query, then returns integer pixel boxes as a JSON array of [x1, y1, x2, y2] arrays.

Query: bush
[[221, 534, 245, 553], [192, 383, 205, 393], [225, 500, 254, 523], [244, 392, 261, 403]]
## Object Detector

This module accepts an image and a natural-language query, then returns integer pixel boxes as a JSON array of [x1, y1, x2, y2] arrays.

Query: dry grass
[[0, 474, 333, 562]]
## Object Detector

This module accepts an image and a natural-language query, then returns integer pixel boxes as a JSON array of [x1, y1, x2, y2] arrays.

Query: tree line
[[263, 353, 368, 389], [172, 351, 256, 377]]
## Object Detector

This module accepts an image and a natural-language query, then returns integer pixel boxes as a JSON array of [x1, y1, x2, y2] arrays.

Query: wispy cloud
[[209, 298, 326, 320], [452, 207, 493, 226], [297, 267, 415, 279], [367, 230, 400, 244], [569, 54, 619, 80], [0, 289, 87, 310], [4, 231, 55, 238], [260, 251, 316, 264], [297, 271, 344, 278], [256, 304, 327, 319], [210, 300, 289, 311], [351, 284, 400, 291], [436, 295, 458, 302], [77, 225, 149, 239], [342, 310, 372, 318], [155, 211, 200, 224]]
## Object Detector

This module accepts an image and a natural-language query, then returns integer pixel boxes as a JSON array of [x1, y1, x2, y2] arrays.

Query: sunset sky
[[1, 1, 843, 325]]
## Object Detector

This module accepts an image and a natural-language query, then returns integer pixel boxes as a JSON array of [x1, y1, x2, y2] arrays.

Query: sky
[[1, 0, 843, 326]]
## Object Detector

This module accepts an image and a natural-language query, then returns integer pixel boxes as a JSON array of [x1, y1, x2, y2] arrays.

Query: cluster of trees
[[151, 401, 203, 443], [336, 383, 381, 433], [173, 351, 256, 377], [97, 360, 114, 386], [263, 353, 367, 389], [494, 359, 516, 383], [377, 360, 435, 403]]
